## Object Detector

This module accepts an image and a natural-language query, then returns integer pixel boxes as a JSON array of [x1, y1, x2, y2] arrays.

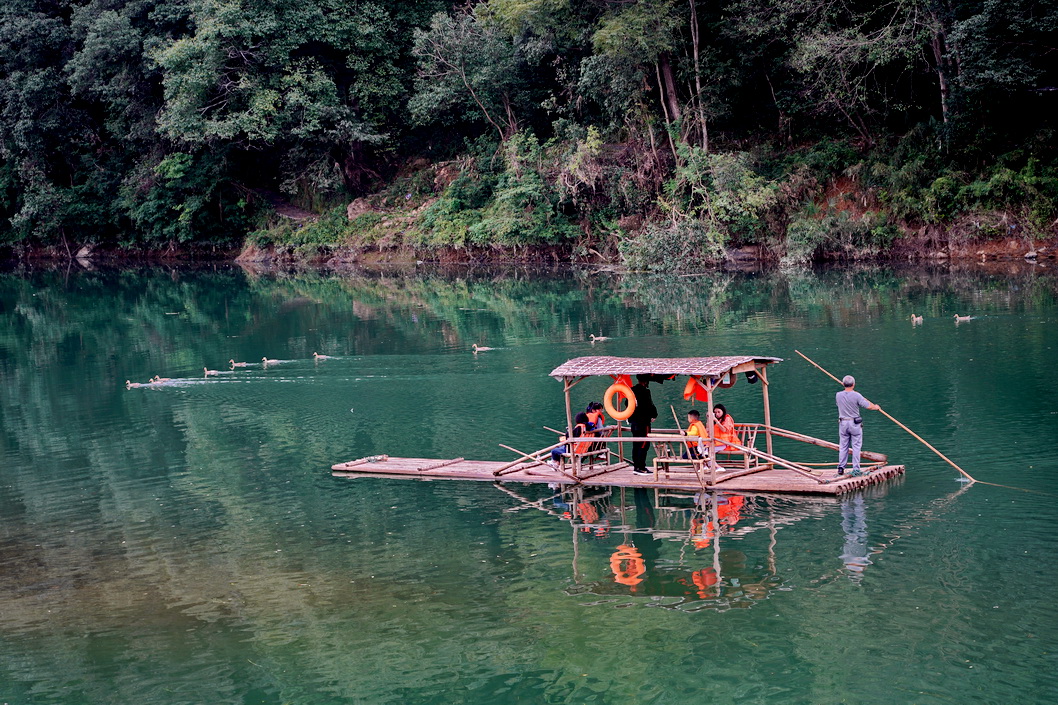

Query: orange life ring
[[604, 382, 636, 421], [610, 545, 646, 586]]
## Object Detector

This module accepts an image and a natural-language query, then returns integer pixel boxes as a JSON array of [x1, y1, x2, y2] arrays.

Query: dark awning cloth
[[549, 355, 782, 379]]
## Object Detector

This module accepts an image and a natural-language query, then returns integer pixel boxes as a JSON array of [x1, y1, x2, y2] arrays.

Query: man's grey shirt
[[836, 390, 871, 419]]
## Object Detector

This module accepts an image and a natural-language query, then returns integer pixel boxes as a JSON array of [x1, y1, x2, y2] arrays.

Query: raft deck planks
[[331, 456, 905, 495]]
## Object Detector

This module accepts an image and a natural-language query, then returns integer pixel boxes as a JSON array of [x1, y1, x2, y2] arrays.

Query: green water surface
[[1, 264, 1056, 704]]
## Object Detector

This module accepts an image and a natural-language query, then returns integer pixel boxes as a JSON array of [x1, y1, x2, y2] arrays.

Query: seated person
[[709, 404, 738, 454], [549, 412, 592, 468], [586, 402, 607, 431], [686, 405, 739, 459], [683, 409, 708, 459]]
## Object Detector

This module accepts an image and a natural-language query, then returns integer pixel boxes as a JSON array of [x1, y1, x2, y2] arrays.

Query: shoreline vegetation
[[2, 1, 1056, 270]]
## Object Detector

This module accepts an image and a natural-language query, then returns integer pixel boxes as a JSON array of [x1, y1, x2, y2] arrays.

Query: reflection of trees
[[619, 264, 1058, 332], [5, 264, 1052, 378]]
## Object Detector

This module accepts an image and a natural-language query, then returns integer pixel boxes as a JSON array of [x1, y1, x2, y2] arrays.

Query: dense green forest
[[1, 0, 1056, 266]]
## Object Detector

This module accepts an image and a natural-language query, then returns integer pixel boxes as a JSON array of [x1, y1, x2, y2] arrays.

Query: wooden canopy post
[[563, 376, 576, 475], [760, 365, 773, 457], [705, 377, 718, 481]]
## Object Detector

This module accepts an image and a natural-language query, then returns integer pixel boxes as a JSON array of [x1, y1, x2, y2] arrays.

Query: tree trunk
[[658, 52, 682, 124], [501, 94, 519, 139], [654, 62, 680, 161], [931, 31, 951, 124], [689, 0, 708, 151]]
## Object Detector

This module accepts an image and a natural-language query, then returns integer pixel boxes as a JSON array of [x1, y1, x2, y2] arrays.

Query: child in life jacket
[[684, 409, 707, 459]]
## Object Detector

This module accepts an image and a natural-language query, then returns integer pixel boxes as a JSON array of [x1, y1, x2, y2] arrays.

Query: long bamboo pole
[[672, 404, 707, 491], [705, 379, 717, 483], [497, 442, 581, 483], [493, 440, 566, 475], [760, 366, 774, 456], [794, 349, 977, 484], [719, 439, 829, 483], [563, 376, 575, 473], [768, 425, 888, 462]]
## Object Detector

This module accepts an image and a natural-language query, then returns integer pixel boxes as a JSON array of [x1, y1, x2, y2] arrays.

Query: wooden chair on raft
[[652, 424, 760, 481], [555, 425, 616, 474]]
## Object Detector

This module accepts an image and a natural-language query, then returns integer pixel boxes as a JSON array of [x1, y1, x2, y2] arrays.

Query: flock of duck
[[911, 314, 976, 324], [128, 317, 973, 385], [126, 352, 335, 388]]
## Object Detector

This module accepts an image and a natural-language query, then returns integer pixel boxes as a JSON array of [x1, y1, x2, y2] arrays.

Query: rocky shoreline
[[5, 233, 1056, 270]]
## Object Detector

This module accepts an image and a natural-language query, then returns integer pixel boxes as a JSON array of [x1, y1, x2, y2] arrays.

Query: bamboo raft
[[331, 454, 904, 495], [332, 353, 908, 496]]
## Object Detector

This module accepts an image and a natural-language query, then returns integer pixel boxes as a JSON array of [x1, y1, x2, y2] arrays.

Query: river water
[[1, 264, 1056, 704]]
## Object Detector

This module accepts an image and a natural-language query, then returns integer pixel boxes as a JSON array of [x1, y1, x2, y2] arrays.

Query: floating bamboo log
[[769, 425, 888, 463], [416, 457, 464, 472], [331, 454, 389, 471]]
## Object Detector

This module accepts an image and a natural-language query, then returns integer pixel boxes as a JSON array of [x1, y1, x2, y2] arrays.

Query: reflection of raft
[[332, 355, 905, 496]]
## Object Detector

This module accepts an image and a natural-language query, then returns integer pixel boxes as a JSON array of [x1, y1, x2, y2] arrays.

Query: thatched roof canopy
[[549, 355, 782, 379]]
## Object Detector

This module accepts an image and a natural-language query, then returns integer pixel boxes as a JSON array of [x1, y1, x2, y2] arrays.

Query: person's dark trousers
[[629, 421, 650, 471]]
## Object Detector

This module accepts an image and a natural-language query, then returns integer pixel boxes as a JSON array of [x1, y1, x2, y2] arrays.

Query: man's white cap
[[842, 375, 855, 386]]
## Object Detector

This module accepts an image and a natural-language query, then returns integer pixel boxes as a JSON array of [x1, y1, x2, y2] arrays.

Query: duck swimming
[[910, 314, 923, 324], [472, 344, 495, 353], [229, 359, 248, 368], [590, 334, 610, 342], [313, 352, 333, 360], [204, 367, 220, 377], [953, 314, 973, 322]]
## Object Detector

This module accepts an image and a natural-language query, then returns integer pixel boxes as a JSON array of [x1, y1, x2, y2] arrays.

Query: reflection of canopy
[[549, 355, 782, 380]]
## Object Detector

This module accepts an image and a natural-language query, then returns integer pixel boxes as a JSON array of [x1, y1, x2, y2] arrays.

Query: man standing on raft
[[836, 375, 880, 477], [629, 375, 658, 475]]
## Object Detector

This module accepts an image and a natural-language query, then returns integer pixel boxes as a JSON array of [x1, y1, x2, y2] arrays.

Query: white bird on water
[[313, 352, 333, 360], [590, 334, 609, 342], [953, 314, 973, 322], [152, 375, 172, 383], [262, 356, 279, 366], [229, 359, 248, 368], [472, 344, 495, 353], [204, 367, 220, 377], [910, 314, 923, 324]]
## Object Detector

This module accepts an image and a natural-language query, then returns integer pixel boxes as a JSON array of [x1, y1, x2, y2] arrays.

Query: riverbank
[[6, 231, 1057, 269]]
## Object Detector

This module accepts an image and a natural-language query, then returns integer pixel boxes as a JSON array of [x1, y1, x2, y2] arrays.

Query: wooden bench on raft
[[651, 424, 762, 481], [554, 426, 617, 474]]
